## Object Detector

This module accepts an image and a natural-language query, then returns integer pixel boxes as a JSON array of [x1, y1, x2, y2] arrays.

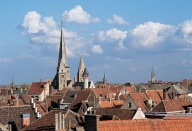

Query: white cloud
[[62, 5, 100, 24], [108, 14, 129, 25], [21, 11, 88, 58], [131, 22, 177, 48], [22, 11, 42, 34], [98, 28, 127, 41], [180, 20, 192, 43], [96, 28, 127, 49], [91, 45, 103, 54]]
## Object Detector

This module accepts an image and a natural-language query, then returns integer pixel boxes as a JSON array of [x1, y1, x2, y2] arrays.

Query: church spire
[[77, 55, 86, 82], [58, 25, 68, 67], [103, 73, 107, 87], [151, 66, 155, 83]]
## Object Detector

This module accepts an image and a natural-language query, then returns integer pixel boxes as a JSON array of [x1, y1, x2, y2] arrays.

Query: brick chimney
[[20, 114, 30, 129], [182, 79, 188, 88], [163, 89, 166, 100], [84, 114, 100, 131]]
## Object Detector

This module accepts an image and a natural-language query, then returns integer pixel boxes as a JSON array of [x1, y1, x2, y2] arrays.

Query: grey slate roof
[[167, 83, 192, 95], [62, 90, 78, 103]]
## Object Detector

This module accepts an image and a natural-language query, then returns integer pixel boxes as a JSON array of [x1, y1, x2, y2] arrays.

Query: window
[[128, 103, 131, 108]]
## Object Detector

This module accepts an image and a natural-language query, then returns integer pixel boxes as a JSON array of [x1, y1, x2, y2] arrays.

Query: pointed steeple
[[151, 66, 155, 83], [78, 55, 85, 71], [103, 73, 107, 86], [52, 23, 70, 90], [58, 27, 68, 67], [77, 55, 86, 82]]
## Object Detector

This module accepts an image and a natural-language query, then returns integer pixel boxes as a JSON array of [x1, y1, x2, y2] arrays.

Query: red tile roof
[[90, 88, 112, 99], [100, 101, 113, 108], [130, 93, 147, 111], [152, 99, 192, 112], [22, 109, 81, 131], [93, 108, 136, 120], [111, 100, 124, 108], [146, 90, 169, 103], [27, 82, 47, 95], [98, 119, 192, 131]]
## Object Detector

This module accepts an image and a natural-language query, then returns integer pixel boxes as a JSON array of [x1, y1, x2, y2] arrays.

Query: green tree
[[20, 82, 30, 90]]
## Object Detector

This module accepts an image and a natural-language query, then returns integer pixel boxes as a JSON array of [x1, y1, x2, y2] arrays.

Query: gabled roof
[[62, 90, 78, 103], [130, 93, 147, 111], [152, 99, 192, 112], [145, 90, 169, 103], [20, 94, 37, 104], [27, 82, 47, 95], [70, 89, 92, 110], [167, 84, 191, 95], [90, 88, 112, 98], [93, 108, 136, 120], [22, 109, 81, 131]]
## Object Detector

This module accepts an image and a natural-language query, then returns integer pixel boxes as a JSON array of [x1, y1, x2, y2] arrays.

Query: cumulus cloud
[[21, 11, 87, 57], [108, 14, 129, 25], [180, 20, 192, 43], [91, 45, 103, 54], [62, 5, 100, 24], [130, 22, 177, 48], [96, 28, 127, 49]]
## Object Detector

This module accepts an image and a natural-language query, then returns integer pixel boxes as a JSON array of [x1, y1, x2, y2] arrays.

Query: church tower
[[103, 73, 107, 87], [83, 68, 89, 88], [52, 26, 70, 90], [151, 66, 155, 83], [77, 56, 85, 82]]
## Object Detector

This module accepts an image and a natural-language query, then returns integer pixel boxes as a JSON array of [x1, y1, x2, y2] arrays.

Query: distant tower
[[83, 68, 89, 88], [52, 25, 70, 90], [103, 73, 107, 87], [151, 66, 155, 83], [10, 76, 15, 88], [77, 56, 85, 82]]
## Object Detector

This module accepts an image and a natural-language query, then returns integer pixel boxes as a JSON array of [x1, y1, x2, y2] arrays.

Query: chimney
[[182, 79, 188, 88], [33, 103, 36, 108], [172, 90, 175, 99], [55, 113, 58, 130], [163, 89, 166, 100], [31, 98, 34, 104], [16, 95, 19, 106], [84, 114, 100, 131], [55, 112, 65, 130], [21, 114, 30, 129]]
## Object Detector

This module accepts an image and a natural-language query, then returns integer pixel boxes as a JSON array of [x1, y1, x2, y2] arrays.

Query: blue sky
[[1, 1, 192, 85]]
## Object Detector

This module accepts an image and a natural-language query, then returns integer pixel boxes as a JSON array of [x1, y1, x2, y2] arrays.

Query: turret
[[83, 68, 89, 88]]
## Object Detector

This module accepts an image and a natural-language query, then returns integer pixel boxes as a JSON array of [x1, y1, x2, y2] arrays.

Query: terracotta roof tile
[[100, 101, 113, 108], [130, 93, 147, 111], [111, 100, 124, 108], [98, 119, 192, 131], [27, 82, 47, 95], [22, 109, 81, 131], [152, 99, 192, 112], [146, 90, 169, 103], [93, 108, 136, 120]]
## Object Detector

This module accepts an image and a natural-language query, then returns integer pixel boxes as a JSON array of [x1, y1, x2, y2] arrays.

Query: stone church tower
[[77, 56, 85, 82], [151, 66, 155, 83], [83, 68, 89, 88], [103, 73, 107, 87], [52, 27, 70, 90]]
